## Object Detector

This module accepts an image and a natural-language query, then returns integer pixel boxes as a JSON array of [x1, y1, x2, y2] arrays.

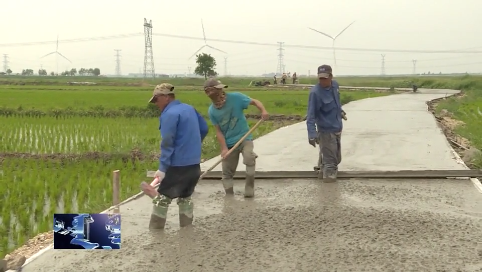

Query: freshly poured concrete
[[21, 89, 482, 272]]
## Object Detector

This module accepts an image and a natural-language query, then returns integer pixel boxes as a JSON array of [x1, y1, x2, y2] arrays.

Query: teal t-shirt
[[208, 92, 252, 148]]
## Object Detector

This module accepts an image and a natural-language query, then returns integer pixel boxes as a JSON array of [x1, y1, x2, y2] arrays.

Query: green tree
[[21, 69, 34, 76], [6, 69, 12, 75], [38, 69, 47, 76], [194, 53, 217, 79]]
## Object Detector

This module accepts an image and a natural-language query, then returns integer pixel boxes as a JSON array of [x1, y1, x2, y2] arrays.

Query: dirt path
[[17, 88, 482, 272]]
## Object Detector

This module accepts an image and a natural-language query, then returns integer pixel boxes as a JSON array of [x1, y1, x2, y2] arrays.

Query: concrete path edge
[[10, 87, 482, 271]]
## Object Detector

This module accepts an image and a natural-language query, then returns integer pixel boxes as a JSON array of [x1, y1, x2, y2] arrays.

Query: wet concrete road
[[21, 89, 482, 272]]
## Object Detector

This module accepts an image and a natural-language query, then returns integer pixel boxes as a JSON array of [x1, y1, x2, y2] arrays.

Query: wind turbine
[[308, 21, 356, 66], [188, 19, 227, 60], [40, 35, 72, 75]]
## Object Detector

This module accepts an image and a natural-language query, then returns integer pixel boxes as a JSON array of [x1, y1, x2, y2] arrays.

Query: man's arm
[[214, 125, 228, 151], [249, 98, 268, 114], [195, 110, 209, 141], [159, 113, 178, 172], [306, 91, 318, 139], [208, 109, 228, 151], [231, 92, 268, 116]]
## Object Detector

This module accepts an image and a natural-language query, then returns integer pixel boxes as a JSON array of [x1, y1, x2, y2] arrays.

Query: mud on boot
[[244, 165, 255, 198], [149, 195, 171, 230], [178, 197, 194, 227], [222, 179, 234, 195], [323, 173, 337, 183], [244, 176, 255, 198]]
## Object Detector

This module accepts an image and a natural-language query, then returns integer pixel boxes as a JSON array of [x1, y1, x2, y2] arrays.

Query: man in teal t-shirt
[[204, 78, 269, 197]]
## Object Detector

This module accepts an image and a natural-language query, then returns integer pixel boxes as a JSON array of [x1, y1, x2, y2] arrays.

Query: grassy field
[[0, 86, 386, 118], [0, 74, 457, 88], [0, 77, 394, 257], [429, 76, 482, 167]]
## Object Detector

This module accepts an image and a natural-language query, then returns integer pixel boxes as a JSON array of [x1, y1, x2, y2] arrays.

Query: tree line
[[1, 52, 215, 78], [0, 68, 101, 76]]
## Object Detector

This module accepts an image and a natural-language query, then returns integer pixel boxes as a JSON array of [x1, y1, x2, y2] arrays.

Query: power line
[[143, 19, 155, 79], [150, 33, 482, 54], [381, 54, 386, 76], [277, 42, 284, 76], [0, 34, 143, 47], [114, 49, 121, 76], [2, 54, 8, 72], [1, 32, 482, 54]]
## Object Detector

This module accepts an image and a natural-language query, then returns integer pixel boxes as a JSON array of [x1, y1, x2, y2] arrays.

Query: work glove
[[308, 138, 317, 148], [151, 170, 166, 186], [341, 110, 348, 121]]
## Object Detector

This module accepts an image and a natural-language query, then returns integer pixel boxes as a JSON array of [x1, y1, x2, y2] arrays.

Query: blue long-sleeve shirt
[[158, 100, 209, 172], [306, 80, 343, 139]]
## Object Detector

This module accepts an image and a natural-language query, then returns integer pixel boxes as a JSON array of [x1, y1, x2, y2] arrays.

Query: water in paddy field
[[6, 125, 114, 153], [1, 183, 81, 251]]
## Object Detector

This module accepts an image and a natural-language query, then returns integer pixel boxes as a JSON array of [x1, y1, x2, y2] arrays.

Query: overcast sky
[[1, 0, 481, 76]]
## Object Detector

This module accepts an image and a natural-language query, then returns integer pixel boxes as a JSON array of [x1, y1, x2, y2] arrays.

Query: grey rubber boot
[[323, 169, 338, 183], [244, 165, 255, 198], [149, 195, 171, 230], [222, 179, 234, 195], [178, 197, 194, 227]]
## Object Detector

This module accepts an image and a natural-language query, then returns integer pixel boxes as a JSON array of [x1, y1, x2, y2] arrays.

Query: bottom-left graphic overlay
[[53, 213, 121, 249]]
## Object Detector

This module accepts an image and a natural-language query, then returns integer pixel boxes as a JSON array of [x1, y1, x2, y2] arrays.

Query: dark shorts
[[157, 164, 201, 199]]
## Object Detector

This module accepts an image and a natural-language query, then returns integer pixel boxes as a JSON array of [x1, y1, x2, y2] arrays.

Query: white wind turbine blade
[[334, 21, 356, 40], [57, 52, 72, 63], [56, 35, 59, 51], [206, 45, 227, 54], [40, 52, 56, 58], [308, 28, 334, 40], [189, 45, 207, 60]]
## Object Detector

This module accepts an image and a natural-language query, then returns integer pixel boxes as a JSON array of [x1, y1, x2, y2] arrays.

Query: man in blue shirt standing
[[204, 78, 269, 198], [141, 83, 209, 229], [306, 65, 347, 182]]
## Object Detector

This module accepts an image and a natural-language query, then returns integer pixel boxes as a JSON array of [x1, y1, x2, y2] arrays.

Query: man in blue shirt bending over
[[141, 83, 209, 229], [306, 65, 347, 182], [204, 78, 269, 198]]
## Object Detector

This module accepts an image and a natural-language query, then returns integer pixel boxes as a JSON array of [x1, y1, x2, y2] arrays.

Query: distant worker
[[203, 78, 269, 197], [281, 73, 287, 84], [141, 83, 209, 229], [273, 75, 278, 85], [306, 65, 347, 183], [292, 72, 298, 84]]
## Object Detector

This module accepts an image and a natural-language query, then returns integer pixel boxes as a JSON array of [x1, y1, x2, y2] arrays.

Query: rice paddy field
[[1, 74, 481, 257]]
